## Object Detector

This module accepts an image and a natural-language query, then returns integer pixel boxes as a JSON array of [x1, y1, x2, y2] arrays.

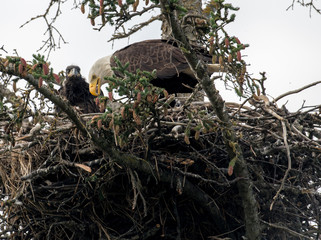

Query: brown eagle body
[[59, 65, 99, 114], [110, 39, 211, 93], [88, 39, 222, 96]]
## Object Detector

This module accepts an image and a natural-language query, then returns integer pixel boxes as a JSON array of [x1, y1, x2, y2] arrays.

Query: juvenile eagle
[[88, 39, 223, 96], [59, 65, 99, 114]]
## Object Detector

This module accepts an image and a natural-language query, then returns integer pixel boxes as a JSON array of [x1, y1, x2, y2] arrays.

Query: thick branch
[[159, 1, 261, 239]]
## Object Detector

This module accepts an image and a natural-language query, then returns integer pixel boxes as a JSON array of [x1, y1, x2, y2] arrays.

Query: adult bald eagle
[[59, 65, 99, 114], [88, 39, 222, 96]]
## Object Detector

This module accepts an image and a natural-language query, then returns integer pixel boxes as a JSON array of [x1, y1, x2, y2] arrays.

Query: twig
[[109, 15, 161, 41], [164, 163, 244, 186], [262, 106, 283, 121], [0, 45, 8, 54], [209, 225, 244, 239], [20, 0, 67, 57], [260, 220, 311, 239], [21, 164, 63, 181], [273, 80, 321, 103], [230, 97, 251, 117], [270, 120, 292, 210], [291, 123, 321, 148], [113, 4, 160, 31]]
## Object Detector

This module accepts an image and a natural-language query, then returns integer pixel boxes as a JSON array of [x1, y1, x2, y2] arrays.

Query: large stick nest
[[1, 93, 321, 239]]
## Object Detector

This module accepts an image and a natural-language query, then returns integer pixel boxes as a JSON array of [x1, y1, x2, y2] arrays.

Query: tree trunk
[[159, 1, 262, 239], [162, 0, 205, 102], [161, 0, 202, 45]]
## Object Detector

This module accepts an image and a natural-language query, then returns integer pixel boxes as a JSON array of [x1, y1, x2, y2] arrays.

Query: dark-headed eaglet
[[58, 65, 99, 114]]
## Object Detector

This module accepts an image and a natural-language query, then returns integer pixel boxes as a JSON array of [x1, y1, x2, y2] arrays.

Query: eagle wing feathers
[[111, 40, 189, 78], [110, 39, 200, 93], [89, 39, 220, 95]]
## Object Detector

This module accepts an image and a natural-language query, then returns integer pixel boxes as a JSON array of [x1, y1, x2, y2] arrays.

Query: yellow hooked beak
[[89, 75, 101, 96]]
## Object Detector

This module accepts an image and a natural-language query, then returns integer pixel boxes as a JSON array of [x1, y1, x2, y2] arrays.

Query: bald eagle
[[88, 39, 223, 96], [59, 65, 99, 114]]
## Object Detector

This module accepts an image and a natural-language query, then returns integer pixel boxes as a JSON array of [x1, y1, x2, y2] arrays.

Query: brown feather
[[110, 39, 212, 94], [58, 65, 99, 114]]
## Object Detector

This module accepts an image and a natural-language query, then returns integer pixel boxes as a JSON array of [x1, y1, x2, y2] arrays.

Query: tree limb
[[159, 1, 261, 239]]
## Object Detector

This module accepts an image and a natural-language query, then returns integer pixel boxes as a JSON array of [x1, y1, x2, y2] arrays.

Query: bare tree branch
[[287, 0, 321, 16], [261, 220, 312, 239], [273, 80, 321, 103], [20, 0, 68, 58], [109, 15, 161, 41]]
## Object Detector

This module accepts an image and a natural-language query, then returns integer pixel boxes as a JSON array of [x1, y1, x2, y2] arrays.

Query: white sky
[[1, 0, 321, 111]]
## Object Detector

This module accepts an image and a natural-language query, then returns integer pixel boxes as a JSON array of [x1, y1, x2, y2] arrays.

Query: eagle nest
[[1, 95, 321, 240]]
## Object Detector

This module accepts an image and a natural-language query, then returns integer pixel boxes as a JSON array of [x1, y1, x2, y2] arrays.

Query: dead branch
[[273, 80, 321, 103], [287, 0, 321, 16], [109, 15, 161, 41], [261, 220, 311, 239], [20, 0, 67, 57], [270, 120, 291, 210]]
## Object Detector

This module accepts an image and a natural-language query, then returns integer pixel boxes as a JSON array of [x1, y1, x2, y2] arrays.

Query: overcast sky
[[1, 0, 321, 111]]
